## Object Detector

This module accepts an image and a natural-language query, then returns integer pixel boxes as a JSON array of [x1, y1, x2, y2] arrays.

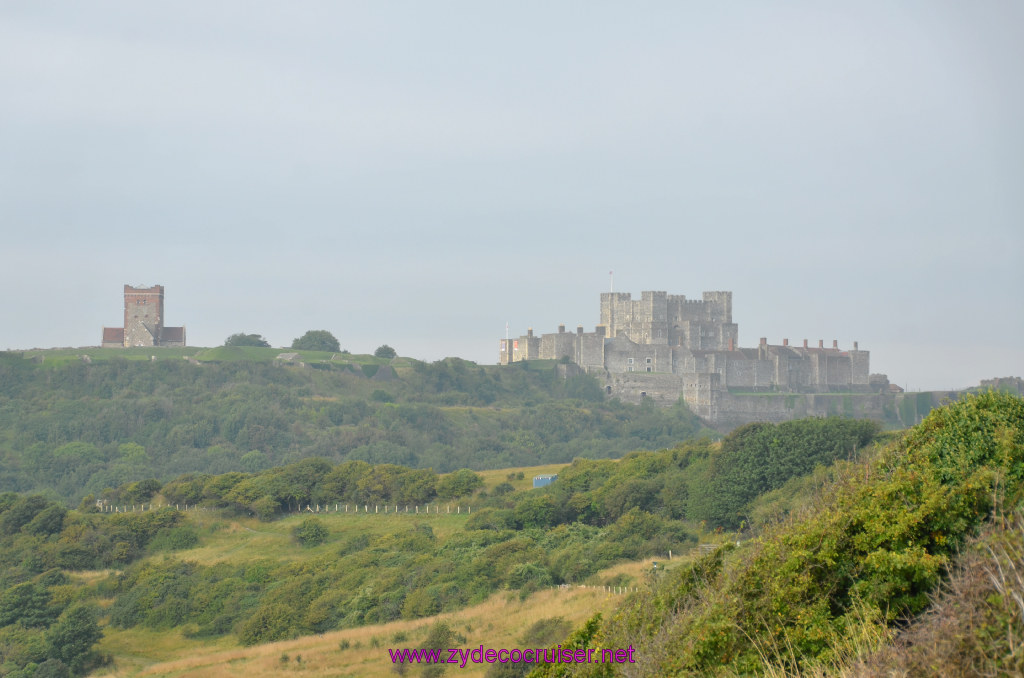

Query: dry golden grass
[[88, 554, 688, 678], [92, 583, 625, 678], [68, 569, 120, 586]]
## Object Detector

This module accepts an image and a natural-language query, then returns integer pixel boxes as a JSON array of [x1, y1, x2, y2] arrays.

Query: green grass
[[15, 345, 401, 367], [192, 346, 289, 362], [19, 346, 203, 366], [173, 509, 475, 567]]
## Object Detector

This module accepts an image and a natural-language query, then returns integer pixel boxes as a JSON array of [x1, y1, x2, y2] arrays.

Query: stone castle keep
[[501, 291, 886, 430], [102, 285, 186, 348]]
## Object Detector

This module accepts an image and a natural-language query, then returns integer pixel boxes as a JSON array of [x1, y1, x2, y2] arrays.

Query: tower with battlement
[[599, 290, 737, 350], [102, 284, 186, 347]]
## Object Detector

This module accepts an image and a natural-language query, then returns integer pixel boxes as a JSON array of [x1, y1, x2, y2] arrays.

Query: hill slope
[[0, 351, 708, 502], [535, 391, 1024, 677]]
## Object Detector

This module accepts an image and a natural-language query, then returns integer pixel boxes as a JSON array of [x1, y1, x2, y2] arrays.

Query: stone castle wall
[[501, 289, 881, 430]]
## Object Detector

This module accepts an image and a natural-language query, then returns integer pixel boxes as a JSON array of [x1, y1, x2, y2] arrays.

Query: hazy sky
[[1, 1, 1021, 391]]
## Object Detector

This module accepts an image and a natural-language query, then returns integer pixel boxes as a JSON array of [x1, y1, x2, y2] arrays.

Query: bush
[[148, 526, 199, 551], [225, 333, 270, 347], [294, 518, 328, 548], [237, 604, 296, 645], [436, 469, 484, 499]]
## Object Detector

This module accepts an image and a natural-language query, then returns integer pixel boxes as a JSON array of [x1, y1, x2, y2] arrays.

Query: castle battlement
[[501, 289, 879, 429]]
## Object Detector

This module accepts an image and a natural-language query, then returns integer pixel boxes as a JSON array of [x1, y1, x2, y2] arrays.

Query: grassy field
[[18, 346, 204, 366], [151, 460, 583, 568], [175, 510, 476, 567], [475, 463, 572, 493]]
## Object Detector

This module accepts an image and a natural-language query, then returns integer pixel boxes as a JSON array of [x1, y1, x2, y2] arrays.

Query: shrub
[[294, 518, 328, 548], [237, 604, 296, 645]]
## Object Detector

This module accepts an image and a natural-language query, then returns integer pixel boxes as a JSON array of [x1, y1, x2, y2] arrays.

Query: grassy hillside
[[0, 414, 896, 678], [93, 565, 644, 678]]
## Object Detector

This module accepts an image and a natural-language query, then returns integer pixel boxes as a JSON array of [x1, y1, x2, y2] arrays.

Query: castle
[[101, 285, 186, 348], [501, 290, 888, 430]]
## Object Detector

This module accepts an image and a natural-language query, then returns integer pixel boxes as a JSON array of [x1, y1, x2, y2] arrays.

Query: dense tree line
[[465, 418, 879, 533], [0, 353, 706, 502], [140, 416, 875, 529]]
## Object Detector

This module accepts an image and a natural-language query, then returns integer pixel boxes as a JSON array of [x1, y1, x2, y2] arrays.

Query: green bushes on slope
[[553, 391, 1024, 676]]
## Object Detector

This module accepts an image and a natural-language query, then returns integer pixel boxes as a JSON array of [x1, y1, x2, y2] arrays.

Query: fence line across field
[[554, 584, 637, 595], [95, 502, 472, 515]]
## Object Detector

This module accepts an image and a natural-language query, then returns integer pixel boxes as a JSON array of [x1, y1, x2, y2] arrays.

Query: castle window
[[645, 357, 652, 364], [646, 367, 652, 372], [627, 358, 633, 364]]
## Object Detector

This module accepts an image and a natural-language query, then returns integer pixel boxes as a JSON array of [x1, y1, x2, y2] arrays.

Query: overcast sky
[[1, 1, 1021, 391]]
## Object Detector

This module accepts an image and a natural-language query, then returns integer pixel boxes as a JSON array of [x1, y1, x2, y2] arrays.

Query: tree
[[374, 344, 397, 359], [46, 603, 102, 675], [225, 333, 270, 348], [291, 330, 340, 352], [420, 621, 457, 678], [0, 582, 59, 627]]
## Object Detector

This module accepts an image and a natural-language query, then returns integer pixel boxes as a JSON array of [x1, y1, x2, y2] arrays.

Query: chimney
[[577, 325, 583, 335], [853, 341, 858, 350], [728, 337, 734, 351], [818, 340, 824, 348], [558, 324, 565, 334], [527, 327, 533, 338], [833, 339, 838, 349], [803, 339, 808, 348], [783, 338, 789, 346], [760, 337, 767, 346]]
